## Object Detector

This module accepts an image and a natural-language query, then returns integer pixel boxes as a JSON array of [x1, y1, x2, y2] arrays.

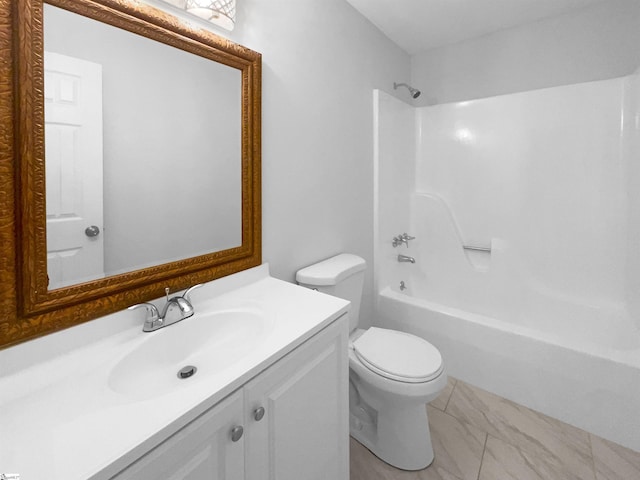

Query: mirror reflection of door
[[44, 51, 104, 290]]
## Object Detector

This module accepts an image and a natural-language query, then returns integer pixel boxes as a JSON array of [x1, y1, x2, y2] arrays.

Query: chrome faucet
[[129, 284, 203, 332], [392, 233, 416, 247], [397, 254, 415, 263]]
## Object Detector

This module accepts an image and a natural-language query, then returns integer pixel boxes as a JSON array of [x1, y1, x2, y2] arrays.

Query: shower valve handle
[[392, 233, 416, 247]]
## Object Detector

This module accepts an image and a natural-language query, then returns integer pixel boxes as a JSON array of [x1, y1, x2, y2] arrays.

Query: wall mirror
[[0, 0, 261, 348]]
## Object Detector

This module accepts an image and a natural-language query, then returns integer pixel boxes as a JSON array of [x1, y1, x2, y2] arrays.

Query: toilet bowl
[[348, 327, 446, 470], [296, 254, 447, 470]]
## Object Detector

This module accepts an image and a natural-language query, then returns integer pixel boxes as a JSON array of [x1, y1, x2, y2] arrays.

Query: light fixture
[[158, 0, 236, 30]]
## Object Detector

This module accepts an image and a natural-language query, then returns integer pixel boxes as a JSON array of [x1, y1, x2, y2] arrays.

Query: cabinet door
[[113, 390, 245, 480], [244, 316, 349, 480]]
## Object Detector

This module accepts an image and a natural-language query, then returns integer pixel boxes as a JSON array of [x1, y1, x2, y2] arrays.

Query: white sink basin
[[108, 308, 271, 398]]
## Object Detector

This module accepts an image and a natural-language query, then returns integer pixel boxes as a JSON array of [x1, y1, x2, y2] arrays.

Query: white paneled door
[[44, 51, 104, 290]]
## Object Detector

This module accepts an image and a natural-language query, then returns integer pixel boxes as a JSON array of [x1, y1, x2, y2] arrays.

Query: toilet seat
[[352, 327, 443, 383]]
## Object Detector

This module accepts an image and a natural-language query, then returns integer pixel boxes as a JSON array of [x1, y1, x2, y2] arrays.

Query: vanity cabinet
[[111, 390, 245, 480], [112, 315, 348, 480], [243, 314, 349, 480]]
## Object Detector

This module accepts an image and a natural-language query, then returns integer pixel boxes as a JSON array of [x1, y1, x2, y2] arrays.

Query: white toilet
[[296, 253, 447, 470]]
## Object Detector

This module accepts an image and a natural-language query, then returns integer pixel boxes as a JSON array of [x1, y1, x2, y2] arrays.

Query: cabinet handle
[[231, 425, 244, 442], [254, 406, 265, 421]]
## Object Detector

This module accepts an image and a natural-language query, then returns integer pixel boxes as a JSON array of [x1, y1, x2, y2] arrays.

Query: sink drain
[[177, 365, 197, 379]]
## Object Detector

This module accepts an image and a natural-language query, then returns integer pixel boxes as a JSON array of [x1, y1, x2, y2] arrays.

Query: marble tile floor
[[350, 377, 640, 480]]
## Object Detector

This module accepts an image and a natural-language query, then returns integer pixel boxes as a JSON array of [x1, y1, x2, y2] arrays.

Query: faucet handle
[[401, 233, 416, 247], [128, 302, 159, 318], [393, 233, 416, 247], [128, 302, 162, 331], [183, 284, 203, 303]]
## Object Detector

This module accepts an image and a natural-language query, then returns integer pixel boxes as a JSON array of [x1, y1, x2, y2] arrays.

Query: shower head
[[393, 82, 421, 99]]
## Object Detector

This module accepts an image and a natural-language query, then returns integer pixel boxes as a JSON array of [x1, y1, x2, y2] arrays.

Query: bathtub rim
[[378, 286, 640, 369]]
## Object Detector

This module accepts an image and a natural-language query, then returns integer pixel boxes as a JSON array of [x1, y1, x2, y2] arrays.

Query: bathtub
[[376, 284, 640, 452], [372, 81, 640, 452], [375, 191, 640, 451]]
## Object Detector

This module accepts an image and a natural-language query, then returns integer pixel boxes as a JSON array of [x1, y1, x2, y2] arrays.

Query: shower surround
[[373, 75, 640, 451]]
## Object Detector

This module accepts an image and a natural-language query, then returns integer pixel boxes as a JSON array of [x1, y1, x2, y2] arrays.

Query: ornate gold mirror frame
[[0, 0, 261, 348]]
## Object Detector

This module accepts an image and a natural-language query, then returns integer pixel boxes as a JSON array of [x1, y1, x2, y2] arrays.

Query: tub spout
[[397, 254, 415, 264]]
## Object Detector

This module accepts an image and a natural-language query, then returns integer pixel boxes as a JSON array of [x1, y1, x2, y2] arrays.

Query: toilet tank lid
[[296, 254, 366, 286]]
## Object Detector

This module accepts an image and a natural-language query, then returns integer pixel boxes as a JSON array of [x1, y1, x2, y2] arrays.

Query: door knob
[[85, 225, 100, 237], [231, 425, 244, 442]]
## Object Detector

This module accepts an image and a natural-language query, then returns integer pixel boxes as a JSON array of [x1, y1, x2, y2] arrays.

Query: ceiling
[[345, 0, 609, 55]]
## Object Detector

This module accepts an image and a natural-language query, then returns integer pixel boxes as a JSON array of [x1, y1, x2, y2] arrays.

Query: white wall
[[623, 71, 640, 327], [373, 91, 415, 295], [411, 0, 640, 105], [226, 0, 410, 323]]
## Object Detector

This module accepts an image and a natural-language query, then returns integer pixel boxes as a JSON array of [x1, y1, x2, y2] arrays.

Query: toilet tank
[[296, 254, 366, 332]]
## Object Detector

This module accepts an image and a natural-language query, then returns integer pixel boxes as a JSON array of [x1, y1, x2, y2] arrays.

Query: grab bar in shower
[[463, 245, 491, 253]]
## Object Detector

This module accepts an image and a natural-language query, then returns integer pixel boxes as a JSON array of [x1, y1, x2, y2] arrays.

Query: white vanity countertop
[[0, 264, 349, 480]]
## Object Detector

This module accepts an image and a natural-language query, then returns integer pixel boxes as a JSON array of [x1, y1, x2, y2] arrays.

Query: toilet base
[[349, 399, 435, 470]]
